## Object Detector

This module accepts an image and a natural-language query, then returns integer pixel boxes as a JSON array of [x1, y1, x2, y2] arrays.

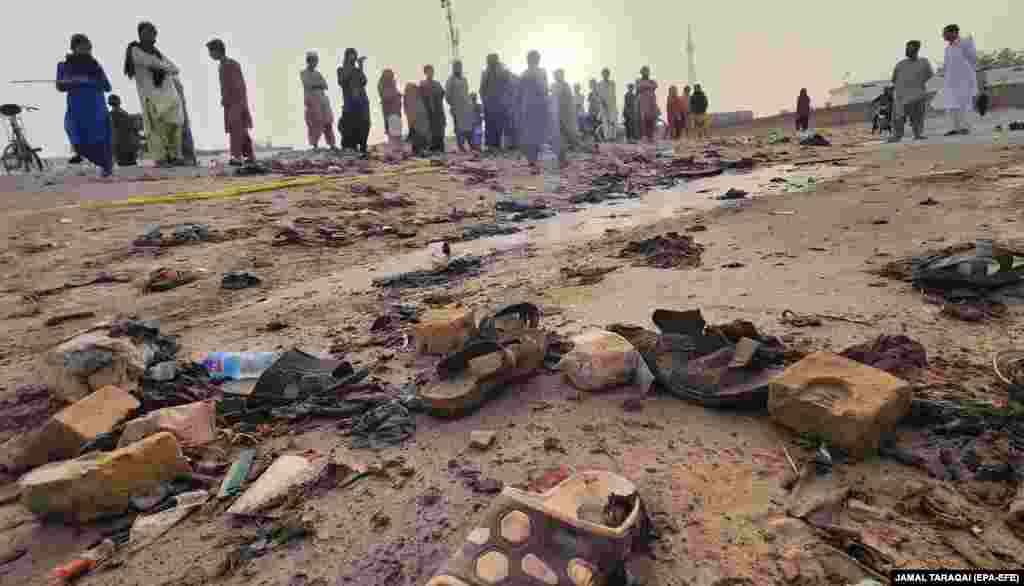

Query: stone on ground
[[18, 432, 192, 523], [117, 400, 217, 448], [414, 307, 479, 355], [768, 351, 911, 458], [558, 330, 650, 392], [42, 332, 146, 403], [469, 430, 497, 450], [0, 385, 139, 473]]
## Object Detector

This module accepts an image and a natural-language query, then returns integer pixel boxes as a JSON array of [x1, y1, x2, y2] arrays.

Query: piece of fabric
[[445, 74, 474, 134], [143, 94, 182, 161], [518, 67, 550, 163], [57, 60, 112, 174], [596, 79, 618, 140], [943, 37, 978, 112]]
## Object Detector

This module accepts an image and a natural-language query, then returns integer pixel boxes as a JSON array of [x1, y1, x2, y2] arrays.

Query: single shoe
[[914, 135, 927, 140], [420, 304, 546, 418], [68, 156, 84, 165], [228, 158, 244, 166], [886, 137, 903, 144], [944, 130, 960, 137], [426, 469, 646, 586]]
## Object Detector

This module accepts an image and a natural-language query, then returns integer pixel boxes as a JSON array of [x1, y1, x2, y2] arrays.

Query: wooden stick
[[781, 443, 800, 476]]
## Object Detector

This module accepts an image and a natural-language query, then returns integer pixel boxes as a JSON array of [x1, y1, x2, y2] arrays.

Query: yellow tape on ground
[[80, 161, 441, 209]]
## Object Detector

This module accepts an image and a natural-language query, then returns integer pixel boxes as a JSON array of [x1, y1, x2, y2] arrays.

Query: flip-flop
[[420, 333, 546, 418], [476, 303, 542, 343], [426, 469, 645, 586], [611, 309, 785, 408]]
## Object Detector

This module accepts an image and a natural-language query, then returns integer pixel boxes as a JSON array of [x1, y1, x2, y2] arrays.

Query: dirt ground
[[1, 123, 1024, 586]]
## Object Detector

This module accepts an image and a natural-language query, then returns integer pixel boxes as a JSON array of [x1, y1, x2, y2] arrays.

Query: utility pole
[[441, 0, 460, 62], [686, 25, 696, 85]]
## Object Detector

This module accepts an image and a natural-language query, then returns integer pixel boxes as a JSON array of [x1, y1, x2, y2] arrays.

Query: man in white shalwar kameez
[[125, 21, 185, 165], [942, 24, 978, 136], [596, 68, 618, 142]]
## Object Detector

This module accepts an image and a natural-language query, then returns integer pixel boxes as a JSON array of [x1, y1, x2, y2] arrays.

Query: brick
[[768, 352, 911, 458], [414, 308, 479, 355], [0, 386, 139, 473], [18, 432, 191, 522]]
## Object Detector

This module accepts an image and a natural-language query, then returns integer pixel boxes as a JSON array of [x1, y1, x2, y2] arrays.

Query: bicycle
[[1, 103, 46, 174]]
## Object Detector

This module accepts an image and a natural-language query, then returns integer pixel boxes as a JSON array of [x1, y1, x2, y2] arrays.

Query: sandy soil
[[1, 120, 1023, 586]]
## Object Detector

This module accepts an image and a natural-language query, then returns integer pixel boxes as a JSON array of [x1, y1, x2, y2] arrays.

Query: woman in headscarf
[[125, 21, 184, 166], [636, 66, 658, 142], [57, 33, 113, 176], [517, 50, 549, 172], [378, 69, 402, 141], [419, 65, 446, 153], [302, 50, 336, 150], [337, 48, 370, 154]]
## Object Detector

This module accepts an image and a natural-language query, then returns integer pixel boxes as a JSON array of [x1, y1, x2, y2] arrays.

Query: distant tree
[[976, 48, 1024, 69]]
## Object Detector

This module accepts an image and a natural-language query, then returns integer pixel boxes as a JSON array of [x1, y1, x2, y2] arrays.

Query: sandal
[[420, 334, 546, 418], [426, 469, 644, 586]]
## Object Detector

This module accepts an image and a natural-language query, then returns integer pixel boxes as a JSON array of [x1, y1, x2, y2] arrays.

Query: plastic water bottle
[[198, 351, 281, 380]]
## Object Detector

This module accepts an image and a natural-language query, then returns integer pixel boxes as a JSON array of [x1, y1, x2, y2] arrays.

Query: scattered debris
[[227, 453, 328, 516], [221, 271, 262, 290], [142, 267, 201, 293], [618, 232, 704, 269], [561, 265, 621, 285], [372, 256, 483, 289], [840, 335, 928, 375], [44, 311, 97, 327]]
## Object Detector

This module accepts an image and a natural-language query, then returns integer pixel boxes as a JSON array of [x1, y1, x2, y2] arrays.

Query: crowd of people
[[54, 21, 986, 177]]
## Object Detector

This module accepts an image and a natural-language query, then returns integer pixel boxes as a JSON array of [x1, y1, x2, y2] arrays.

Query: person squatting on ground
[[207, 38, 254, 165]]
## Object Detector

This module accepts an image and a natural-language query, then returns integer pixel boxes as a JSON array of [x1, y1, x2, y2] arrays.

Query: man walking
[[206, 39, 254, 164], [796, 89, 811, 132], [889, 40, 934, 142], [942, 24, 977, 136]]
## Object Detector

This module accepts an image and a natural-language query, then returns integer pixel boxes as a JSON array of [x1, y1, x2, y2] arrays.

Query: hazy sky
[[3, 0, 1019, 154]]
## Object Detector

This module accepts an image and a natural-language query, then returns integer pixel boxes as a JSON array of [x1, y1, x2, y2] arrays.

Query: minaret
[[686, 25, 696, 84]]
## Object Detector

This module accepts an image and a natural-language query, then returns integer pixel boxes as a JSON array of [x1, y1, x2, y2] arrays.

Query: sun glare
[[509, 24, 593, 82]]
